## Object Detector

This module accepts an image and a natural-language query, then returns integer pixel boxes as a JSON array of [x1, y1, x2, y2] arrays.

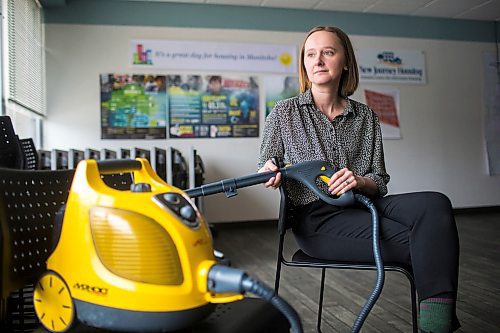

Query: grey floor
[[213, 210, 500, 333]]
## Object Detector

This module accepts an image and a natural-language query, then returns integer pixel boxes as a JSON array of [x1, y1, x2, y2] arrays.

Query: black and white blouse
[[259, 89, 390, 206]]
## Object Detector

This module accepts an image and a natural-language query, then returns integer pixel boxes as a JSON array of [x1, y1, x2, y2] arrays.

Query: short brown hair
[[298, 26, 359, 97]]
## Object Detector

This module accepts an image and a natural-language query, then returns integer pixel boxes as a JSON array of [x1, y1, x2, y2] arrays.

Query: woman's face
[[303, 30, 346, 88]]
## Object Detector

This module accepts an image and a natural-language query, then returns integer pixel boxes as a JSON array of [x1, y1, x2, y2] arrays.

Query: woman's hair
[[298, 26, 359, 97]]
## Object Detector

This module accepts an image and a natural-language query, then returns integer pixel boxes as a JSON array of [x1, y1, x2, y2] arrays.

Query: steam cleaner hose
[[206, 192, 385, 333], [189, 160, 385, 332], [208, 265, 303, 333], [203, 195, 384, 333], [351, 193, 385, 333]]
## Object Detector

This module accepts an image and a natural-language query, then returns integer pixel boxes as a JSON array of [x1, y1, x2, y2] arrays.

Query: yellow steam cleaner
[[33, 158, 302, 333], [34, 157, 381, 333]]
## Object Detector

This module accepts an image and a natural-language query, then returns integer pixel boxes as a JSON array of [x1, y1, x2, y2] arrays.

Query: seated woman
[[258, 26, 460, 333]]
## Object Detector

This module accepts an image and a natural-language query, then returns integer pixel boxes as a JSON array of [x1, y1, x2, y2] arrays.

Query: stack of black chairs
[[0, 117, 38, 171]]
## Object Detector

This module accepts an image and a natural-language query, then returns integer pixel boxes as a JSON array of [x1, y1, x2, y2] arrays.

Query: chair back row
[[0, 116, 38, 170]]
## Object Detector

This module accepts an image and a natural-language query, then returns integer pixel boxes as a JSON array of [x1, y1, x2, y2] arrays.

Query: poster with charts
[[100, 74, 167, 139], [263, 75, 299, 118], [364, 87, 401, 139], [168, 74, 259, 138]]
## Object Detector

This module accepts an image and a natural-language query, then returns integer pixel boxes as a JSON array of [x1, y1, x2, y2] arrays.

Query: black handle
[[185, 160, 354, 207], [282, 160, 354, 206], [96, 159, 142, 174]]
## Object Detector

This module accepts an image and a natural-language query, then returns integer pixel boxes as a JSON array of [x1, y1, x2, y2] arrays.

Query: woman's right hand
[[258, 159, 282, 189]]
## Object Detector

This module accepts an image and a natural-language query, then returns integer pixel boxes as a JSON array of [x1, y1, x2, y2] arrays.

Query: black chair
[[0, 167, 76, 332], [0, 116, 24, 170], [273, 173, 418, 332], [19, 138, 39, 170], [0, 116, 39, 171]]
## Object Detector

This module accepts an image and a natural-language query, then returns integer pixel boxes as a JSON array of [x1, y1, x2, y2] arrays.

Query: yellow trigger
[[319, 175, 330, 184]]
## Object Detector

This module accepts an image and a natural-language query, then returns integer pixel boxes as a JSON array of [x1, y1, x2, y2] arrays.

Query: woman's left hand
[[327, 167, 357, 195]]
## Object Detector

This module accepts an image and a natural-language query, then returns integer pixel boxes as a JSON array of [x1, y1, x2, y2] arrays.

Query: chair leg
[[274, 237, 285, 293], [410, 281, 418, 333], [317, 268, 326, 333], [393, 267, 419, 333], [275, 260, 282, 293]]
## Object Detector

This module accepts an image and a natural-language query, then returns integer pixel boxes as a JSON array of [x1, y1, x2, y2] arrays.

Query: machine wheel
[[34, 271, 75, 332]]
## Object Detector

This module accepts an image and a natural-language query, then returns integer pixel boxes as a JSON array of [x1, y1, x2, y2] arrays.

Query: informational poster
[[130, 40, 297, 74], [482, 52, 500, 175], [168, 75, 259, 138], [263, 75, 299, 118], [357, 49, 426, 84], [100, 74, 167, 139], [364, 87, 401, 139]]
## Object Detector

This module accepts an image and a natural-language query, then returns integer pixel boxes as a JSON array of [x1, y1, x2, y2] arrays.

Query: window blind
[[7, 0, 45, 115]]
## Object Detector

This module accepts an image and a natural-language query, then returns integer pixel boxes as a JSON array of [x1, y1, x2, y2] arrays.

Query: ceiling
[[128, 0, 500, 21]]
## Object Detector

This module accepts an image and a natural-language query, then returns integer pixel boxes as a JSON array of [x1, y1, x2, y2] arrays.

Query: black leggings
[[292, 191, 460, 303]]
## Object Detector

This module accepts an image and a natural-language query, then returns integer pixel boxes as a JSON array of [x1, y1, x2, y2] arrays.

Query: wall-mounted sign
[[130, 40, 297, 74], [482, 52, 500, 175], [100, 74, 167, 139], [168, 74, 259, 138], [357, 49, 426, 84], [263, 75, 299, 117], [364, 87, 401, 139]]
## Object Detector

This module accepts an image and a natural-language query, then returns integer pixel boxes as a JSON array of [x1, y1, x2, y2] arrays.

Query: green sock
[[419, 297, 453, 333]]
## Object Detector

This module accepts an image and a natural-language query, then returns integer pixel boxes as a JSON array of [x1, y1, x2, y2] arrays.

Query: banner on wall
[[168, 74, 259, 138], [357, 49, 426, 84], [364, 87, 401, 139], [130, 40, 297, 73], [100, 74, 167, 139], [263, 75, 299, 118], [482, 52, 500, 175]]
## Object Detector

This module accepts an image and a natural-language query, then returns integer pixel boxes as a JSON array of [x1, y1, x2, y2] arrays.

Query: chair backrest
[[18, 138, 39, 170], [277, 185, 295, 236], [275, 157, 297, 237], [101, 173, 134, 190], [0, 116, 23, 170], [0, 168, 75, 300], [274, 158, 298, 292]]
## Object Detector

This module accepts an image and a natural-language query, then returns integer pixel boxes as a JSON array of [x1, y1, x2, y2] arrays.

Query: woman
[[258, 26, 460, 333]]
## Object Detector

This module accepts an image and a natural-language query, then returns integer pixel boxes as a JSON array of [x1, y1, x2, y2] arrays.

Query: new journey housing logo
[[358, 49, 426, 84]]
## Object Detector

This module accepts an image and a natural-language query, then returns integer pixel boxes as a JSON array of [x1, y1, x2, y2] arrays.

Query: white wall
[[44, 24, 500, 223]]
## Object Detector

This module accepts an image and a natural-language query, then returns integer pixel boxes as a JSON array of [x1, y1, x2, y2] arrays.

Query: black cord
[[237, 194, 383, 333], [207, 265, 303, 333], [240, 275, 303, 333], [351, 194, 385, 333]]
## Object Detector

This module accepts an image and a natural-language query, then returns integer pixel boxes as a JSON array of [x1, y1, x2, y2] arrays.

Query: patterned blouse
[[258, 89, 390, 206]]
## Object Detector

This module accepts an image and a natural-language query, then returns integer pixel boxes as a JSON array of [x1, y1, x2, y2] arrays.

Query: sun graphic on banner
[[279, 52, 292, 66]]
